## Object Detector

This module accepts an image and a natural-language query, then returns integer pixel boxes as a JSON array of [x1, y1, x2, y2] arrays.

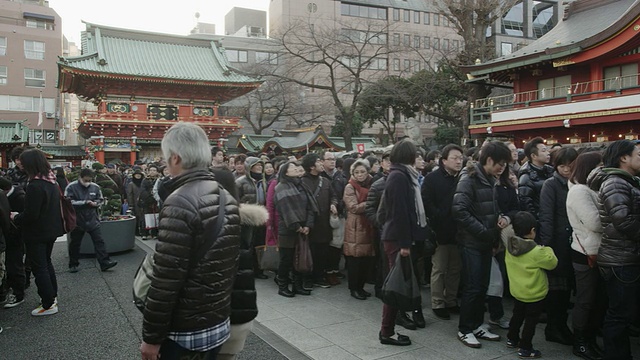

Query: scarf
[[274, 175, 318, 230], [402, 164, 427, 228], [348, 176, 372, 204], [32, 170, 57, 185]]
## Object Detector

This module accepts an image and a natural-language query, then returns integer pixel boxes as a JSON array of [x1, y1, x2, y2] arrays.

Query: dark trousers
[[546, 289, 571, 330], [68, 226, 110, 267], [345, 256, 373, 291], [26, 238, 57, 309], [507, 299, 543, 351], [572, 262, 607, 336], [277, 247, 298, 280], [375, 237, 388, 293], [600, 265, 640, 360], [487, 295, 504, 321], [327, 245, 342, 272], [160, 339, 221, 360], [310, 242, 328, 281], [5, 236, 26, 299], [381, 241, 400, 337], [458, 246, 492, 334]]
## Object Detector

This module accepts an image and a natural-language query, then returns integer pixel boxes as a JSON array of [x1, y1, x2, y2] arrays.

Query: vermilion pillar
[[130, 136, 137, 165], [95, 136, 105, 164]]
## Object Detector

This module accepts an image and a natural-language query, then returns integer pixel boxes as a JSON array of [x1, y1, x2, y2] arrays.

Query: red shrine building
[[467, 0, 640, 146], [57, 23, 261, 164]]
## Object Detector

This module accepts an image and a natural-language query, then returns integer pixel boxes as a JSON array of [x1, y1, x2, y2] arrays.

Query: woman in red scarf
[[343, 159, 376, 300]]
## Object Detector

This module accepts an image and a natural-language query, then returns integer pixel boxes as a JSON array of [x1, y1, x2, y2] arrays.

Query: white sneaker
[[31, 303, 58, 316], [474, 324, 501, 341], [458, 331, 481, 348], [489, 317, 510, 329]]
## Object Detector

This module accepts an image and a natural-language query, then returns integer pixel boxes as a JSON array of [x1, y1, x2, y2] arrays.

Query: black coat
[[5, 186, 25, 243], [496, 182, 520, 221], [143, 170, 240, 344], [365, 175, 386, 229], [539, 172, 572, 277], [381, 165, 424, 249], [14, 179, 64, 242], [0, 191, 10, 252], [591, 168, 640, 267], [452, 163, 500, 251], [518, 162, 554, 218], [301, 173, 335, 244], [422, 166, 458, 245]]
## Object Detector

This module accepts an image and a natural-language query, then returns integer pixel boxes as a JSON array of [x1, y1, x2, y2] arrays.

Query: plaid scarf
[[32, 170, 57, 185], [274, 175, 318, 230]]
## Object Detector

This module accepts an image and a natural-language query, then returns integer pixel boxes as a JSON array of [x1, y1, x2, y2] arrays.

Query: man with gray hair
[[140, 122, 241, 360]]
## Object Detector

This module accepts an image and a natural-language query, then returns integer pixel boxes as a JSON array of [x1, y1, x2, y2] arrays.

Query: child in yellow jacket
[[502, 211, 558, 358]]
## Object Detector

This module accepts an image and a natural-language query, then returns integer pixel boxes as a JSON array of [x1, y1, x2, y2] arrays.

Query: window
[[404, 34, 410, 46], [424, 12, 430, 25], [404, 10, 410, 22], [24, 40, 45, 60], [414, 11, 420, 23], [442, 39, 449, 51], [604, 63, 638, 89], [0, 37, 6, 56], [452, 40, 459, 51], [433, 13, 440, 26], [501, 42, 513, 56], [24, 68, 45, 87], [393, 59, 400, 71], [0, 66, 6, 85], [538, 75, 571, 99], [393, 33, 400, 46], [424, 36, 430, 49], [404, 59, 410, 71], [256, 52, 278, 65], [393, 8, 400, 21], [226, 49, 247, 63], [368, 58, 387, 70], [0, 95, 54, 112], [414, 36, 420, 48], [442, 16, 449, 27], [341, 3, 387, 20], [414, 60, 421, 72], [342, 29, 386, 44], [26, 19, 54, 30], [433, 38, 440, 50]]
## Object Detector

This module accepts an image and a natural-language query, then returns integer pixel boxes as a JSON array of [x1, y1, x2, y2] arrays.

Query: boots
[[545, 324, 573, 345], [277, 276, 295, 298], [412, 309, 426, 329], [396, 311, 417, 330], [573, 330, 603, 360], [326, 271, 341, 286], [293, 276, 311, 296]]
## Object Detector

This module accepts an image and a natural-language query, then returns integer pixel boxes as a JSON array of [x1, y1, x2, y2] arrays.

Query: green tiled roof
[[240, 130, 377, 152], [238, 135, 278, 152], [40, 146, 85, 158], [59, 23, 259, 84], [0, 122, 29, 144]]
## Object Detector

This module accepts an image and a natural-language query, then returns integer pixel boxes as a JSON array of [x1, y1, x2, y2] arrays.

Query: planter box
[[77, 216, 137, 254]]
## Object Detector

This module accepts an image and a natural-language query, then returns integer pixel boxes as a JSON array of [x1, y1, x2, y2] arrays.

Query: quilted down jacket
[[518, 161, 554, 218]]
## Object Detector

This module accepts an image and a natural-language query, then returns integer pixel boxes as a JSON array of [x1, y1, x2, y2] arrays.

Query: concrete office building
[[225, 7, 267, 37]]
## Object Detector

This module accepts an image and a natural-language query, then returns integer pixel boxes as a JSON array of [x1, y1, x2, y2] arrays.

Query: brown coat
[[343, 183, 375, 257]]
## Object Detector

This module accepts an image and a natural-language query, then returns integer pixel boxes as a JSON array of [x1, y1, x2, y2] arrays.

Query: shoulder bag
[[58, 186, 76, 234]]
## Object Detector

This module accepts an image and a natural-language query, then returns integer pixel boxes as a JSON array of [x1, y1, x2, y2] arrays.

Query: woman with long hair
[[566, 151, 605, 359], [12, 149, 64, 316]]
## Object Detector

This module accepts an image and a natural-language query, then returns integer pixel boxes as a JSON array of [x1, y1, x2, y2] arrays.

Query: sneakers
[[3, 294, 25, 309], [506, 338, 518, 348], [518, 348, 542, 358], [313, 279, 331, 288], [68, 265, 79, 273], [489, 317, 511, 329], [31, 303, 58, 316], [473, 324, 501, 341], [100, 260, 118, 272], [458, 331, 481, 348]]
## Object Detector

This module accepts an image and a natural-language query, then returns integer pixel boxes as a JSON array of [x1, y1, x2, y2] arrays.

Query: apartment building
[[0, 0, 62, 144]]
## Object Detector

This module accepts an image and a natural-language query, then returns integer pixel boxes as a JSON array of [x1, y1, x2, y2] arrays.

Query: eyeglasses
[[447, 156, 463, 161]]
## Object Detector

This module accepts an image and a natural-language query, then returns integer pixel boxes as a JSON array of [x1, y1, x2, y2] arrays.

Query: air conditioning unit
[[45, 112, 55, 119]]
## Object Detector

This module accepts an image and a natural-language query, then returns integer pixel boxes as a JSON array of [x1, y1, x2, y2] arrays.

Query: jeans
[[458, 246, 492, 334], [26, 238, 58, 309], [507, 299, 543, 350], [159, 339, 221, 360], [572, 262, 607, 337], [346, 256, 373, 291], [600, 265, 640, 360], [380, 241, 400, 337], [430, 244, 462, 309], [68, 226, 111, 267], [4, 235, 25, 299]]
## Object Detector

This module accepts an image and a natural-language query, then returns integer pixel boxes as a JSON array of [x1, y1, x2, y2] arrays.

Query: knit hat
[[350, 159, 370, 176], [133, 168, 144, 176]]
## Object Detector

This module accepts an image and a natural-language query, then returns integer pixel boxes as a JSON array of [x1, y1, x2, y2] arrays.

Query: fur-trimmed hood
[[239, 203, 269, 226]]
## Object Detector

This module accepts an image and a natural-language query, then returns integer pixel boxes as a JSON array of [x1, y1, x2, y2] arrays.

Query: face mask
[[80, 180, 91, 187]]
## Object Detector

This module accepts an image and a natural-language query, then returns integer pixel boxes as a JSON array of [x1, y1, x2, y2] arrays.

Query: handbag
[[58, 186, 76, 234], [381, 252, 422, 311], [294, 233, 313, 273], [144, 213, 160, 230], [256, 245, 280, 271], [133, 190, 226, 312], [329, 214, 344, 248]]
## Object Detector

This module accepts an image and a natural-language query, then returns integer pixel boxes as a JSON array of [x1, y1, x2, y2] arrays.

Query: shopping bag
[[132, 253, 155, 312], [487, 256, 504, 297], [256, 245, 280, 271], [144, 213, 159, 230], [329, 215, 344, 248], [381, 252, 422, 311], [294, 234, 313, 273]]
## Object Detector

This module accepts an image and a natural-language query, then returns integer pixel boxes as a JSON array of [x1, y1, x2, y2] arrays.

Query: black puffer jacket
[[539, 172, 573, 277], [422, 166, 458, 245], [452, 163, 499, 251], [518, 161, 554, 218], [14, 178, 64, 241], [591, 168, 640, 267], [143, 170, 241, 345], [365, 175, 386, 229]]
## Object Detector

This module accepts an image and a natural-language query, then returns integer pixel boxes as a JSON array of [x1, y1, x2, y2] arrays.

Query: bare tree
[[269, 18, 402, 151]]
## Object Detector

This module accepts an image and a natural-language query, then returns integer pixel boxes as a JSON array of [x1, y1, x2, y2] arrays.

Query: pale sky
[[47, 0, 270, 43]]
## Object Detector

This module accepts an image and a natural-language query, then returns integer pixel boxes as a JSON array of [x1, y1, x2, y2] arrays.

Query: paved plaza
[[0, 237, 638, 359]]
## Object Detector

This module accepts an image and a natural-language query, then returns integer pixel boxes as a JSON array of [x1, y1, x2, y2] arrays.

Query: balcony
[[80, 110, 241, 125], [471, 73, 640, 125]]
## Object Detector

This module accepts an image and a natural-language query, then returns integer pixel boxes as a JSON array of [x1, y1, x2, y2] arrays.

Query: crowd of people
[[0, 124, 638, 360]]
